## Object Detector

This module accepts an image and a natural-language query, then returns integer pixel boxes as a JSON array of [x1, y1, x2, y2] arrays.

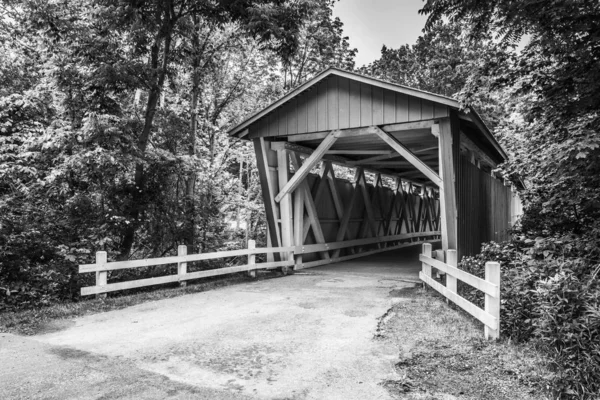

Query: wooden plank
[[229, 68, 460, 137], [316, 80, 328, 131], [347, 152, 396, 166], [300, 239, 441, 270], [372, 126, 442, 186], [382, 119, 436, 133], [349, 79, 361, 127], [408, 96, 421, 121], [278, 102, 288, 136], [287, 97, 297, 135], [421, 243, 432, 279], [294, 176, 304, 269], [274, 131, 338, 202], [277, 149, 294, 260], [268, 113, 278, 137], [446, 249, 458, 294], [383, 89, 396, 124], [254, 137, 282, 260], [95, 251, 107, 299], [419, 272, 498, 330], [297, 93, 307, 134], [419, 254, 499, 297], [360, 82, 372, 126], [298, 230, 441, 254], [326, 150, 391, 155], [439, 117, 458, 250], [307, 88, 317, 132], [372, 85, 384, 125], [485, 261, 501, 339], [327, 75, 339, 130], [287, 125, 377, 143], [338, 77, 350, 129], [421, 100, 434, 119], [79, 246, 297, 273], [395, 92, 409, 122], [81, 260, 295, 295]]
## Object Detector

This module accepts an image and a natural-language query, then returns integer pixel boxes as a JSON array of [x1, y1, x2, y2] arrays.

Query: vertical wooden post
[[277, 149, 293, 274], [438, 116, 458, 252], [293, 188, 304, 270], [446, 250, 457, 293], [421, 243, 432, 290], [253, 138, 281, 261], [247, 240, 256, 278], [96, 251, 107, 299], [177, 245, 187, 287], [485, 261, 501, 340], [434, 249, 445, 279]]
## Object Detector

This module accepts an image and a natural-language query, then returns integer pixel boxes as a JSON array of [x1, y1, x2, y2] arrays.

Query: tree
[[281, 0, 357, 89], [419, 0, 600, 236], [360, 22, 511, 128]]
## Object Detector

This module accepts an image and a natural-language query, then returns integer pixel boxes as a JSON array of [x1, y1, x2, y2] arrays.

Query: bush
[[458, 237, 600, 399]]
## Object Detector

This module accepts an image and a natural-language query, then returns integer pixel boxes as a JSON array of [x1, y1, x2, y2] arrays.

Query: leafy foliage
[[0, 0, 355, 310], [459, 240, 600, 399]]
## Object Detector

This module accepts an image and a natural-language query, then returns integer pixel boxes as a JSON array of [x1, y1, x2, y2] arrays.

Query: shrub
[[459, 237, 600, 399]]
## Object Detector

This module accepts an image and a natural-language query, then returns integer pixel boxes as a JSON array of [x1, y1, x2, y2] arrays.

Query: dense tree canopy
[[0, 0, 355, 307]]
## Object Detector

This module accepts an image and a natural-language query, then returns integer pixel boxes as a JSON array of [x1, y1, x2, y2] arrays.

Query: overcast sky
[[332, 0, 428, 67]]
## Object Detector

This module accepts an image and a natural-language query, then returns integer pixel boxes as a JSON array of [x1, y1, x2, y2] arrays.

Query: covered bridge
[[228, 68, 520, 268]]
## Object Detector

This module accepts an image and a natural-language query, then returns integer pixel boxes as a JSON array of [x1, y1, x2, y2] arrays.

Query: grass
[[0, 270, 286, 336], [379, 286, 551, 400]]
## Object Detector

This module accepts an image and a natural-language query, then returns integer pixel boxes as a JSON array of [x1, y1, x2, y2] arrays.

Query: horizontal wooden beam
[[299, 239, 442, 270], [326, 150, 392, 155], [287, 120, 439, 143], [287, 126, 377, 142], [372, 126, 442, 186], [382, 119, 437, 133], [368, 161, 439, 167]]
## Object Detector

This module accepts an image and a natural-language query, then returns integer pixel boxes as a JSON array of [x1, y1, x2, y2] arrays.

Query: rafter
[[372, 126, 442, 186]]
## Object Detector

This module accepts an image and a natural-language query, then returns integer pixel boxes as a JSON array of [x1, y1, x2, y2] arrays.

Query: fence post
[[247, 240, 256, 278], [95, 251, 107, 299], [178, 245, 187, 287], [485, 261, 501, 340], [422, 243, 432, 289], [446, 250, 457, 293], [434, 249, 445, 279]]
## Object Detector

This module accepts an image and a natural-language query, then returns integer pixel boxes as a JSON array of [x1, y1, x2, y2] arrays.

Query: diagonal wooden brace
[[275, 130, 339, 202], [372, 126, 442, 186]]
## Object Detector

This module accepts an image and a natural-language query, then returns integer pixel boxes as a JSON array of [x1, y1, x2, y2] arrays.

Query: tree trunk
[[185, 13, 200, 251], [119, 14, 174, 260]]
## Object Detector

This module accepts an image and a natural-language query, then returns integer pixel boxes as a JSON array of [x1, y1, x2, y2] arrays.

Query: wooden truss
[[253, 121, 454, 269]]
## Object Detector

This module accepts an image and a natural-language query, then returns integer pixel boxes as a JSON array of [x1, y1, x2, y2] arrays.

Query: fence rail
[[80, 232, 441, 297], [80, 241, 295, 297], [419, 243, 501, 339]]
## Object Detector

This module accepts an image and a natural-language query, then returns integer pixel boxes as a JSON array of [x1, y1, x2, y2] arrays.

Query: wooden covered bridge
[[80, 68, 521, 338], [228, 67, 519, 269]]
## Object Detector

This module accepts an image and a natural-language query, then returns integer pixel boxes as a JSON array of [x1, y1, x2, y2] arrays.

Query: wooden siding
[[249, 76, 449, 138], [457, 155, 511, 259]]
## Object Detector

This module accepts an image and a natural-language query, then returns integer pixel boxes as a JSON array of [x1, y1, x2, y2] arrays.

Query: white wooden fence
[[419, 243, 501, 339], [80, 232, 439, 297], [79, 240, 295, 297]]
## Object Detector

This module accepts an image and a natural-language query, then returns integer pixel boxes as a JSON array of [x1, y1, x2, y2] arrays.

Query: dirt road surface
[[1, 248, 422, 400]]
